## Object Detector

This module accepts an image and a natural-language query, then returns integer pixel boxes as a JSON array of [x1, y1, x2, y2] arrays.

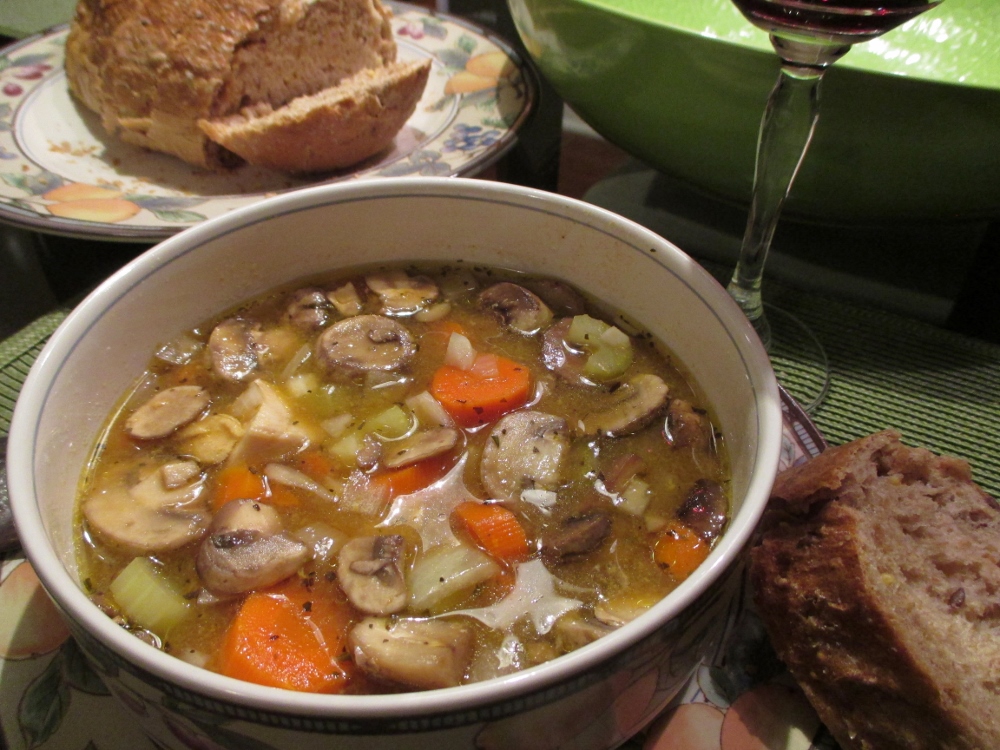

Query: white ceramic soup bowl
[[8, 177, 782, 750]]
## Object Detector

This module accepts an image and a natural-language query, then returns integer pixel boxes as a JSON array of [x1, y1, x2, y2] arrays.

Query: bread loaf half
[[65, 0, 428, 172], [750, 430, 1000, 750]]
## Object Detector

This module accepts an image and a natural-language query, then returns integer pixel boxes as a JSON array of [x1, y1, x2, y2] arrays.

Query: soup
[[76, 264, 729, 694]]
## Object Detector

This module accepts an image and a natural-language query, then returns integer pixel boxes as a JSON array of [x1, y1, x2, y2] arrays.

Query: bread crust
[[750, 430, 1000, 750], [65, 0, 402, 170]]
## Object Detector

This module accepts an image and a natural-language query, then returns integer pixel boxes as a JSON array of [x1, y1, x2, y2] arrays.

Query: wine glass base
[[760, 303, 830, 413]]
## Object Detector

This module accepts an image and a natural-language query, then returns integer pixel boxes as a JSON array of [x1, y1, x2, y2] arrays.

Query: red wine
[[732, 0, 940, 43]]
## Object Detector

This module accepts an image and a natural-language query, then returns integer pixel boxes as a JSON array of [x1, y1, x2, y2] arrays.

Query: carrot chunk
[[210, 463, 300, 511], [213, 578, 352, 693], [210, 464, 267, 511], [429, 354, 531, 427], [371, 453, 454, 499], [452, 501, 531, 562], [653, 521, 710, 581]]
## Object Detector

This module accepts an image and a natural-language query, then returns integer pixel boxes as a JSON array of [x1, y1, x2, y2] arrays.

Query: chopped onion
[[444, 332, 476, 370], [414, 301, 452, 323], [292, 523, 349, 562], [599, 325, 630, 348], [279, 343, 312, 382], [155, 333, 204, 365], [521, 488, 557, 511], [405, 391, 454, 428], [409, 543, 499, 612], [264, 463, 338, 503], [470, 353, 499, 379], [321, 413, 355, 438], [285, 371, 319, 398], [616, 477, 651, 516]]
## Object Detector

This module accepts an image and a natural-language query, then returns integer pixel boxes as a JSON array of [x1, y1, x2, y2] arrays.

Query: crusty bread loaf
[[750, 430, 1000, 750], [65, 0, 428, 172], [198, 59, 430, 173]]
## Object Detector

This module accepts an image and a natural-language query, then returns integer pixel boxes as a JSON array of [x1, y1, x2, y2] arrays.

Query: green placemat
[[0, 307, 67, 435], [2, 291, 999, 498], [766, 282, 1000, 498]]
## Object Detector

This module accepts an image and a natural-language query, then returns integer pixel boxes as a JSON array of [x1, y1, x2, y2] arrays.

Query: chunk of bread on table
[[750, 429, 1000, 750], [65, 0, 430, 172]]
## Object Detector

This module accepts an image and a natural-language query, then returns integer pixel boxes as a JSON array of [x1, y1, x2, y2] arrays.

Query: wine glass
[[725, 0, 940, 410]]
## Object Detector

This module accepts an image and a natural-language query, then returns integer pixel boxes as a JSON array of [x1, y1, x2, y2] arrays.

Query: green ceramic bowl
[[507, 0, 1000, 223]]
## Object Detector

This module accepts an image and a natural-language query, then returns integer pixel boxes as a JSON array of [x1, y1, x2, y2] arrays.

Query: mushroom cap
[[381, 427, 459, 470], [208, 318, 258, 382], [196, 499, 310, 595], [480, 410, 569, 502], [315, 314, 416, 377], [366, 270, 439, 314], [124, 385, 210, 441], [581, 374, 670, 437], [478, 282, 553, 334], [83, 464, 209, 553], [337, 535, 408, 615], [348, 616, 474, 690]]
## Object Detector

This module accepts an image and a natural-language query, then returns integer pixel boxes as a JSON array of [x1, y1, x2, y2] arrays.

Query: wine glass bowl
[[733, 0, 942, 46]]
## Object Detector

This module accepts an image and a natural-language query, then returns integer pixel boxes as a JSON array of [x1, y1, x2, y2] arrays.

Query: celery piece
[[330, 431, 362, 465], [408, 544, 500, 612], [584, 342, 634, 381], [109, 557, 190, 635], [365, 404, 412, 439], [566, 314, 610, 347]]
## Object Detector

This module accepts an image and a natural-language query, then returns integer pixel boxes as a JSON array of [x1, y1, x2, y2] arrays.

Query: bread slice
[[65, 0, 413, 171], [198, 59, 431, 173], [750, 430, 1000, 750]]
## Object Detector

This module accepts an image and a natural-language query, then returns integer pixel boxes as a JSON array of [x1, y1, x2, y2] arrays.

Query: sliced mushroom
[[366, 270, 439, 314], [540, 509, 612, 560], [176, 414, 244, 465], [337, 535, 407, 615], [315, 315, 416, 378], [480, 411, 569, 502], [552, 612, 616, 650], [83, 464, 209, 553], [527, 279, 588, 317], [285, 287, 332, 331], [381, 427, 459, 470], [196, 499, 310, 596], [328, 281, 364, 317], [124, 385, 210, 440], [208, 318, 258, 382], [580, 374, 669, 437], [228, 380, 312, 465], [348, 616, 474, 690], [541, 318, 588, 385], [666, 398, 713, 451], [478, 282, 553, 334], [677, 479, 727, 543]]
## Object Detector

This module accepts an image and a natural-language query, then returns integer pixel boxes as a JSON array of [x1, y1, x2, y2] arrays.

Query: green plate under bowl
[[508, 0, 1000, 223]]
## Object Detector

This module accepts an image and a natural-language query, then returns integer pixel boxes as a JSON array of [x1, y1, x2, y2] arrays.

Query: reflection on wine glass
[[725, 0, 940, 410]]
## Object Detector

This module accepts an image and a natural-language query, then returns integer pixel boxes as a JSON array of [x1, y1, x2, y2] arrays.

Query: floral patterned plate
[[0, 388, 835, 750], [0, 3, 536, 242]]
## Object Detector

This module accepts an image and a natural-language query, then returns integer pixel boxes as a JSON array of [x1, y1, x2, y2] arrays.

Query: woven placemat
[[2, 289, 998, 497], [766, 281, 1000, 498], [0, 308, 67, 435]]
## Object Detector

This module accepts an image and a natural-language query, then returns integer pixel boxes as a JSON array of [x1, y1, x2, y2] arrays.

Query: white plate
[[0, 3, 536, 241]]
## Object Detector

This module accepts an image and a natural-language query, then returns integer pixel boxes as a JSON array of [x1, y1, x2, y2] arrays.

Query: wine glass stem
[[727, 52, 834, 348]]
